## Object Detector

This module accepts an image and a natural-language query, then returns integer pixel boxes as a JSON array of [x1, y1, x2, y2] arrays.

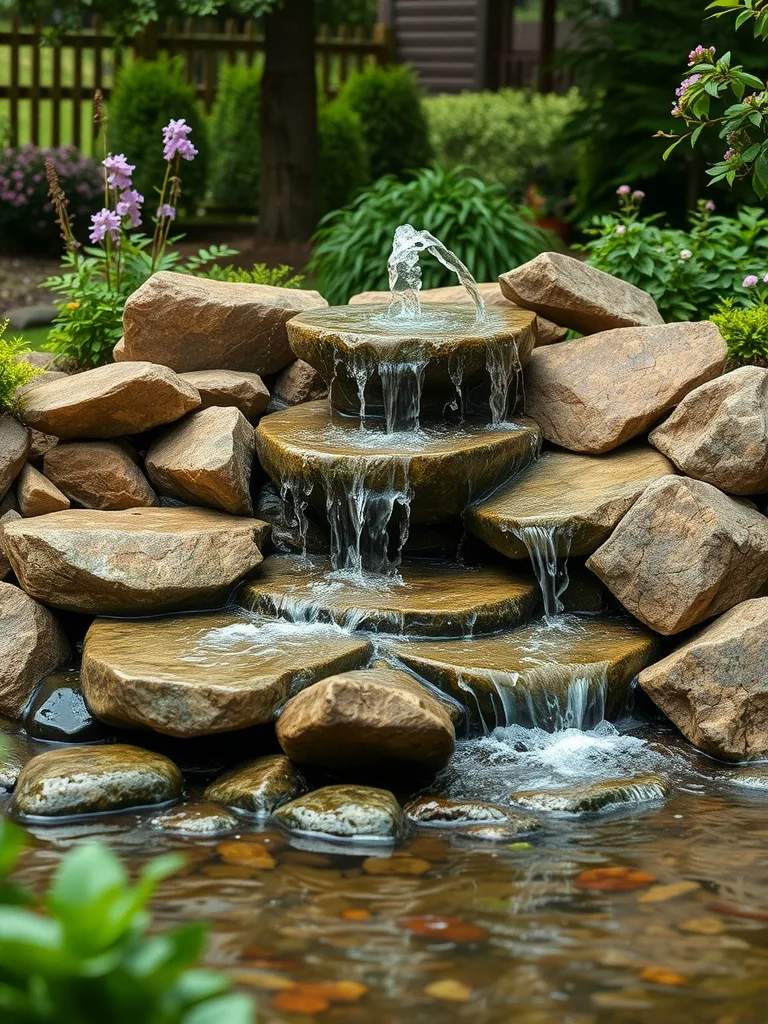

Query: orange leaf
[[399, 915, 488, 943], [272, 989, 330, 1014], [362, 856, 431, 876], [295, 981, 368, 1004], [639, 966, 688, 987], [424, 979, 472, 1002], [576, 867, 656, 892], [342, 908, 372, 921], [216, 841, 276, 870]]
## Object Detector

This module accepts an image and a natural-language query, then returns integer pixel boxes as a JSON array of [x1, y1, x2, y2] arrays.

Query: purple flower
[[763, 273, 768, 284], [688, 45, 715, 66], [162, 118, 198, 162], [103, 153, 134, 190], [156, 203, 177, 220], [671, 102, 682, 117], [743, 275, 759, 288], [705, 199, 716, 212], [676, 74, 702, 99], [89, 207, 121, 245], [616, 185, 631, 196], [724, 148, 736, 161], [116, 188, 144, 228]]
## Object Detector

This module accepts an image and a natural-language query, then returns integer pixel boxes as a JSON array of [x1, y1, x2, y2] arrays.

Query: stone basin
[[286, 303, 536, 427]]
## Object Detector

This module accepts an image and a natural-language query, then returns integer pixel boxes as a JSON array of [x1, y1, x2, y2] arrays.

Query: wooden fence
[[0, 15, 392, 153]]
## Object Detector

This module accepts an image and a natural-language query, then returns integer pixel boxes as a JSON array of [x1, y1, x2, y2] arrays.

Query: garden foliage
[[310, 165, 556, 305], [318, 100, 371, 214], [0, 322, 42, 412], [711, 296, 768, 365], [202, 262, 303, 287]]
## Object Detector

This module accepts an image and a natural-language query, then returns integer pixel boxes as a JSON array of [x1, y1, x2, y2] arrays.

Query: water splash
[[486, 338, 523, 425], [387, 224, 486, 321], [511, 525, 571, 618], [279, 477, 314, 560]]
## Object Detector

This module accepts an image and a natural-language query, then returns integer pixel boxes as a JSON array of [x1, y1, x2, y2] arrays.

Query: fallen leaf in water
[[230, 969, 294, 991], [240, 946, 301, 971], [399, 915, 488, 943], [639, 966, 688, 986], [637, 881, 700, 903], [342, 908, 372, 921], [424, 979, 472, 1002], [272, 989, 330, 1014], [575, 867, 656, 892], [295, 981, 368, 1004], [216, 841, 276, 870], [679, 916, 726, 935], [707, 900, 768, 921], [506, 842, 532, 850], [362, 856, 431, 876]]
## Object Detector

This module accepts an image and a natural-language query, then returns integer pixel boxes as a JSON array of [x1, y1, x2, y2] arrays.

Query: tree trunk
[[259, 0, 318, 243]]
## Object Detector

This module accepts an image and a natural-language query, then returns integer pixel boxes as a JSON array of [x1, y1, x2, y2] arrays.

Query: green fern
[[710, 297, 768, 367], [0, 321, 43, 412], [200, 262, 304, 288]]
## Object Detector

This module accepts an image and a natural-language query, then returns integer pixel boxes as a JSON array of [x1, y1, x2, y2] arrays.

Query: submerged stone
[[466, 446, 676, 558], [81, 611, 372, 737], [274, 784, 403, 842], [275, 668, 456, 773], [23, 669, 111, 743], [150, 802, 240, 835], [511, 775, 668, 814], [204, 754, 306, 814], [241, 554, 539, 636], [393, 614, 657, 732], [404, 796, 511, 825], [3, 507, 268, 615], [452, 818, 541, 841], [0, 734, 37, 792], [13, 744, 182, 818], [727, 767, 768, 790]]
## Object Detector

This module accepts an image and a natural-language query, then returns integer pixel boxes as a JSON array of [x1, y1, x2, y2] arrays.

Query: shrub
[[0, 144, 102, 255], [208, 64, 261, 211], [339, 65, 432, 181], [109, 58, 208, 211], [710, 298, 768, 368], [424, 88, 585, 206], [318, 99, 370, 213], [0, 321, 42, 411], [202, 262, 303, 287], [309, 165, 557, 305]]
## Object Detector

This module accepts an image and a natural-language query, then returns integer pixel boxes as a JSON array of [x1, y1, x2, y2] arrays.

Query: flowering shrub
[[580, 188, 768, 320], [711, 296, 768, 366], [0, 144, 102, 254], [0, 321, 42, 411]]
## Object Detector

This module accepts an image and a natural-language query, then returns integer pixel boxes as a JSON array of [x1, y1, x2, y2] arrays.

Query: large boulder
[[639, 599, 768, 760], [587, 476, 768, 634], [649, 365, 768, 495], [2, 507, 268, 615], [16, 464, 70, 516], [499, 252, 664, 333], [178, 369, 270, 422], [204, 754, 306, 813], [0, 414, 29, 500], [122, 271, 327, 375], [145, 406, 255, 516], [17, 362, 200, 439], [13, 744, 182, 817], [274, 785, 404, 842], [0, 582, 71, 718], [44, 441, 158, 510], [524, 322, 728, 453], [275, 668, 456, 773]]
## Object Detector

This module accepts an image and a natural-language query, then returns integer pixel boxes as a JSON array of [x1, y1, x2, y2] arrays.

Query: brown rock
[[122, 271, 327, 375], [44, 441, 157, 510], [524, 322, 727, 453], [0, 414, 29, 500], [3, 507, 268, 615], [27, 429, 59, 464], [587, 476, 768, 634], [0, 581, 71, 718], [204, 754, 306, 813], [499, 251, 664, 333], [639, 598, 768, 760], [146, 406, 255, 516], [404, 796, 511, 824], [274, 784, 403, 841], [178, 369, 270, 421], [13, 744, 182, 817], [17, 361, 201, 439], [466, 446, 676, 558], [150, 802, 240, 835], [0, 509, 21, 579], [81, 611, 372, 736], [649, 365, 768, 494], [276, 668, 456, 773], [272, 359, 328, 406], [16, 464, 70, 516], [113, 337, 126, 361]]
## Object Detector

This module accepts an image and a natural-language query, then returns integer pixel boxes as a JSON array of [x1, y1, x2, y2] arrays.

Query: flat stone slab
[[44, 441, 158, 510], [204, 754, 307, 814], [81, 611, 373, 737], [512, 775, 668, 814], [499, 251, 664, 334], [13, 744, 182, 818], [122, 270, 327, 375], [466, 446, 676, 558], [639, 598, 768, 761], [241, 554, 539, 636], [392, 614, 657, 731], [524, 322, 727, 453], [256, 401, 541, 524], [274, 784, 404, 842], [178, 369, 270, 421], [3, 507, 268, 615], [587, 477, 768, 634], [649, 365, 768, 494]]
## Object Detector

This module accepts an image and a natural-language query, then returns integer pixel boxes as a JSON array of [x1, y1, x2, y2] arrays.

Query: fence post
[[134, 20, 159, 61], [372, 21, 393, 66], [9, 14, 20, 146]]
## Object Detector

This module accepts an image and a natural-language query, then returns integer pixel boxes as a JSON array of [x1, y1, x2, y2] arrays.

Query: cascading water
[[510, 525, 572, 618]]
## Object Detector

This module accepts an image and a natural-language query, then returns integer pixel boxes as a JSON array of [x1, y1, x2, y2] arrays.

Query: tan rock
[[271, 359, 328, 406], [81, 611, 372, 736], [146, 406, 255, 516], [0, 581, 71, 718], [13, 744, 182, 817], [17, 361, 201, 439], [204, 754, 306, 813], [122, 271, 327, 375], [512, 776, 668, 814], [16, 464, 70, 516], [649, 365, 768, 494], [0, 509, 21, 579], [639, 598, 768, 760], [524, 322, 727, 453], [274, 784, 403, 841], [276, 668, 456, 772], [499, 251, 664, 333], [587, 476, 768, 634], [3, 507, 268, 615], [178, 369, 270, 421], [466, 446, 676, 558], [44, 441, 157, 510], [113, 336, 126, 361], [0, 414, 29, 500]]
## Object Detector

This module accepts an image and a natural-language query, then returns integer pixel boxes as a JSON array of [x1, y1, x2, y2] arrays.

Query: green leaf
[[182, 993, 256, 1024]]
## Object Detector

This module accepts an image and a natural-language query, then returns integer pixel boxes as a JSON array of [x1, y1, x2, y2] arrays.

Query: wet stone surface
[[23, 669, 113, 743]]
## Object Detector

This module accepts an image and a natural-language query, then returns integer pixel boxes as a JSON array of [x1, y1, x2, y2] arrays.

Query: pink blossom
[[103, 153, 134, 190], [162, 118, 198, 162], [156, 203, 176, 220], [676, 74, 702, 99], [724, 149, 736, 161], [616, 185, 631, 196], [632, 190, 645, 200], [705, 200, 716, 212], [615, 225, 626, 237], [743, 275, 759, 288], [116, 188, 144, 228], [688, 45, 715, 66], [89, 207, 121, 245]]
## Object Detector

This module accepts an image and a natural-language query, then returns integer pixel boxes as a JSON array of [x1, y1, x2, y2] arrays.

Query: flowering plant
[[579, 188, 768, 320]]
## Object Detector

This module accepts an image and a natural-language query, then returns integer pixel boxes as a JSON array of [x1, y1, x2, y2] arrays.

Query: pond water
[[7, 714, 768, 1023]]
